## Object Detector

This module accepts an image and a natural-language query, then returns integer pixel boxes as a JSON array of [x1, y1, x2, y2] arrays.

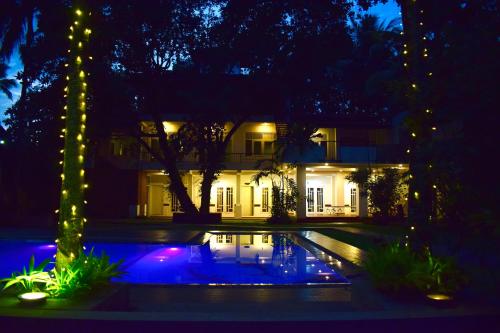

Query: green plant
[[364, 243, 467, 296], [253, 164, 299, 224], [364, 243, 418, 294], [1, 256, 51, 292], [347, 168, 406, 218], [1, 250, 124, 298], [47, 248, 124, 297], [408, 251, 466, 295]]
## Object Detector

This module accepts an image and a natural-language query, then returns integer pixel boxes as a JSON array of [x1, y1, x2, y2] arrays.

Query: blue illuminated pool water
[[0, 233, 349, 286]]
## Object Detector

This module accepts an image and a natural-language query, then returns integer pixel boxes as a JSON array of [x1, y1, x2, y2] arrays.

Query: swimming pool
[[0, 232, 349, 286]]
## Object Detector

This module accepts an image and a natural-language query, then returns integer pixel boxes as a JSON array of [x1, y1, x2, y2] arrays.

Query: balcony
[[104, 138, 406, 170]]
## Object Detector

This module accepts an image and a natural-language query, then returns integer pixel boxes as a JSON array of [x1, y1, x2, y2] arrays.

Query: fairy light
[[401, 0, 439, 243], [56, 7, 91, 268]]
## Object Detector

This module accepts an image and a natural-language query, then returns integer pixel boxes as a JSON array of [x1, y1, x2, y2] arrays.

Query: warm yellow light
[[84, 29, 92, 35], [403, 50, 408, 55], [81, 114, 87, 121], [80, 170, 85, 176], [411, 132, 416, 137], [64, 105, 67, 110], [78, 155, 84, 162], [60, 174, 65, 179], [77, 134, 83, 141], [68, 35, 73, 40], [426, 294, 452, 301], [78, 42, 82, 48], [411, 83, 417, 89], [79, 70, 85, 78], [410, 226, 415, 230], [76, 9, 82, 16], [66, 76, 70, 80], [425, 109, 431, 113], [423, 53, 428, 57], [414, 191, 419, 199], [76, 56, 82, 64], [83, 184, 89, 188], [432, 127, 437, 131], [433, 184, 437, 189], [71, 205, 77, 215], [81, 101, 86, 107], [62, 190, 67, 195], [403, 63, 408, 67], [428, 72, 433, 76], [18, 292, 48, 302]]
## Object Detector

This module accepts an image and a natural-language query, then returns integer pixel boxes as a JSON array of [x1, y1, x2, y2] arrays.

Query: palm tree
[[0, 0, 38, 138], [0, 62, 17, 99]]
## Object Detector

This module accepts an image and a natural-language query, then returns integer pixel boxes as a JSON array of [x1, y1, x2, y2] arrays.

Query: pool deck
[[0, 224, 499, 331]]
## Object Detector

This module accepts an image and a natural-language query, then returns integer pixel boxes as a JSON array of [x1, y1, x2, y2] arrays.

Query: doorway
[[307, 187, 324, 214], [241, 186, 254, 216]]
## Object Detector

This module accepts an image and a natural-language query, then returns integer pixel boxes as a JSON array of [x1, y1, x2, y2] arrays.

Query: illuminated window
[[262, 187, 269, 212], [226, 187, 233, 212], [307, 188, 314, 212], [245, 133, 275, 156], [351, 188, 357, 212], [217, 234, 224, 243], [225, 235, 233, 243], [216, 187, 223, 212], [316, 188, 324, 212], [262, 234, 269, 243], [171, 193, 182, 212]]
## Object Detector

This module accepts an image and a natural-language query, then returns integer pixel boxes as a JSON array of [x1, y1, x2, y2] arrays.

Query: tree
[[0, 62, 16, 99], [55, 4, 91, 268], [0, 0, 39, 141], [253, 162, 298, 224], [347, 167, 406, 219]]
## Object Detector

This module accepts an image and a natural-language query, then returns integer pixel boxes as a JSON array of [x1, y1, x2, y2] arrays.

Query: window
[[262, 234, 269, 243], [217, 234, 224, 243], [307, 188, 314, 212], [262, 187, 269, 212], [351, 188, 357, 212], [245, 133, 275, 156], [226, 187, 233, 212], [316, 188, 324, 212], [225, 235, 233, 243], [171, 193, 182, 212], [216, 187, 224, 212]]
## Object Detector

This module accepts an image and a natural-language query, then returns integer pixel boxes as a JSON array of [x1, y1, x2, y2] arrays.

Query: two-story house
[[86, 74, 408, 221]]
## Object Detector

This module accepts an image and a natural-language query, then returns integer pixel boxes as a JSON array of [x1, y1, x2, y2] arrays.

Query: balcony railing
[[105, 139, 406, 168]]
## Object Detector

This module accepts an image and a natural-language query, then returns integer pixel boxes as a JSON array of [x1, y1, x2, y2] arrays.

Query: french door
[[216, 187, 234, 213], [307, 187, 324, 213]]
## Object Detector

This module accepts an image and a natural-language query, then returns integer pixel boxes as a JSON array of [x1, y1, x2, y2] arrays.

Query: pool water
[[0, 233, 349, 286]]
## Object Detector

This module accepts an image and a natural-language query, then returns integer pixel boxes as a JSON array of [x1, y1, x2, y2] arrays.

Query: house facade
[[88, 116, 408, 220]]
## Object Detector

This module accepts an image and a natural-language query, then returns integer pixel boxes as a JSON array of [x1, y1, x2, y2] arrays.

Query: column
[[137, 171, 148, 216], [234, 172, 242, 217], [296, 164, 307, 219], [336, 173, 345, 206]]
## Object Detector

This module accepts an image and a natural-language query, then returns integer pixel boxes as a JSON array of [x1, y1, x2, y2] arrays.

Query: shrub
[[364, 243, 418, 294], [1, 249, 124, 298], [364, 243, 466, 296], [1, 256, 51, 293]]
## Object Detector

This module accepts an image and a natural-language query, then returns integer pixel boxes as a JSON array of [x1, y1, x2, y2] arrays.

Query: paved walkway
[[298, 230, 367, 266]]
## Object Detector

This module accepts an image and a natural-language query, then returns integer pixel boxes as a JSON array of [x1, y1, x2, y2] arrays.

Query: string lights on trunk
[[55, 5, 92, 268]]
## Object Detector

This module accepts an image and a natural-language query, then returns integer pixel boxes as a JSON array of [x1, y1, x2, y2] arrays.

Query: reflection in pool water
[[0, 233, 349, 286]]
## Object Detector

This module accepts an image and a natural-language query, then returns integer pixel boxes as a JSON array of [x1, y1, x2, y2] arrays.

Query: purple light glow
[[38, 244, 56, 250]]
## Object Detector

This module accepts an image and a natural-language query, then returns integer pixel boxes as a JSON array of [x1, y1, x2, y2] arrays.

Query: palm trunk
[[400, 0, 434, 249], [56, 5, 89, 269]]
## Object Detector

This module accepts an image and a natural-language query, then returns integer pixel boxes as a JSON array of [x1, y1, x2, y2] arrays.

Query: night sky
[[0, 0, 400, 126]]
